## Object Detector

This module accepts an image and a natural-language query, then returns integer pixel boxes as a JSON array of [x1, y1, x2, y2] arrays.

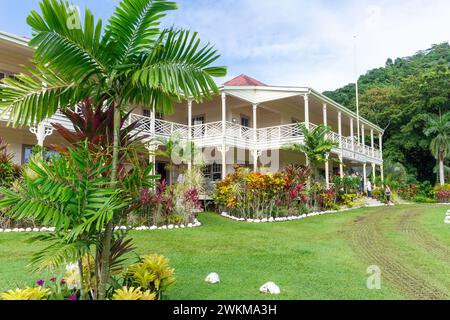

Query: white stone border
[[444, 209, 450, 224], [220, 206, 366, 223], [0, 219, 202, 233]]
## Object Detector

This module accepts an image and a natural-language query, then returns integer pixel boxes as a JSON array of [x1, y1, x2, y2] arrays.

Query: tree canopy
[[323, 43, 450, 183]]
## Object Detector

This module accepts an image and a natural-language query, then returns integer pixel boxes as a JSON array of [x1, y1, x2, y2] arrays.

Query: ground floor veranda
[[0, 122, 384, 190]]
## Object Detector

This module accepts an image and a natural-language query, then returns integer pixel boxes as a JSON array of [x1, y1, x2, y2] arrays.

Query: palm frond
[[27, 0, 108, 82], [0, 65, 90, 126], [27, 233, 91, 271], [105, 0, 178, 64], [132, 28, 226, 101]]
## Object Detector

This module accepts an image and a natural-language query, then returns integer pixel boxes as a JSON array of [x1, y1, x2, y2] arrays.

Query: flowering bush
[[0, 275, 78, 301], [125, 178, 201, 227], [214, 166, 310, 218], [397, 184, 420, 201], [436, 190, 450, 203]]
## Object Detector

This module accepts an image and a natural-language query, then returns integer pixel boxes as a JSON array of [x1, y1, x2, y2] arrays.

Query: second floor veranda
[[128, 82, 384, 165]]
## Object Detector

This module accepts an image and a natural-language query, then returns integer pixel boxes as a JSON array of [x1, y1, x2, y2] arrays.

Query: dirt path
[[349, 207, 449, 300]]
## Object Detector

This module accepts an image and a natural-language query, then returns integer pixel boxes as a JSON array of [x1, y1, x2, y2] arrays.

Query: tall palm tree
[[424, 112, 450, 185], [0, 0, 226, 299], [283, 124, 338, 182]]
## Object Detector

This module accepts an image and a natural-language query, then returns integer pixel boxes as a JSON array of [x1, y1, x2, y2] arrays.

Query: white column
[[323, 103, 330, 188], [381, 164, 384, 184], [350, 117, 354, 151], [221, 92, 227, 180], [363, 163, 367, 188], [372, 163, 376, 184], [150, 106, 156, 175], [338, 111, 344, 178], [371, 129, 375, 157], [379, 133, 383, 159], [187, 100, 193, 172], [253, 103, 258, 171], [303, 94, 310, 130], [361, 125, 365, 154]]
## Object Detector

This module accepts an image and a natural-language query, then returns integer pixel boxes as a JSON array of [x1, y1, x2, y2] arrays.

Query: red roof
[[223, 74, 267, 86]]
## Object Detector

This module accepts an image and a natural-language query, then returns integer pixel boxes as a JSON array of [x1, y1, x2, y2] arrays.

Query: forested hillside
[[323, 43, 450, 183]]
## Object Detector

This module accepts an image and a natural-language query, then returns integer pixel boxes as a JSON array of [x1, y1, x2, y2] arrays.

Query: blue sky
[[0, 0, 449, 91]]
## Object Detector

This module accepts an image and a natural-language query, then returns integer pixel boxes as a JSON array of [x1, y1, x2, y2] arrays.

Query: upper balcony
[[128, 113, 383, 164]]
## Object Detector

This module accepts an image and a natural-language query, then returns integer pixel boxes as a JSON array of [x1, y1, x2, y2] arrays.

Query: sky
[[0, 0, 449, 91]]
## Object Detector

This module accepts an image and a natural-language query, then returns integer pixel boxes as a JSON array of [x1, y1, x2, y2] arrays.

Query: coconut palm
[[424, 112, 450, 185], [0, 0, 226, 299], [283, 124, 338, 182]]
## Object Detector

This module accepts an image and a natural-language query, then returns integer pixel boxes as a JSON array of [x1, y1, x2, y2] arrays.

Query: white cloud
[[165, 0, 450, 91]]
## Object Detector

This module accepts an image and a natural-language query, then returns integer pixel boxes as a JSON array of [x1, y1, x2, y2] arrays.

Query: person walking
[[366, 180, 372, 198], [385, 185, 392, 205]]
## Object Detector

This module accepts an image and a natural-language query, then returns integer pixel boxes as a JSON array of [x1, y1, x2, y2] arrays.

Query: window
[[241, 115, 250, 127], [143, 109, 151, 118], [202, 163, 222, 181], [22, 145, 60, 164], [192, 115, 205, 125], [0, 72, 5, 80]]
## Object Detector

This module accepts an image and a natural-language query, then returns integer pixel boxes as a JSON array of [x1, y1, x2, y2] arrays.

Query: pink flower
[[36, 279, 45, 286]]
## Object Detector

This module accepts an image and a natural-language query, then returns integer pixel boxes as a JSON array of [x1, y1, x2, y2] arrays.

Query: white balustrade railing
[[0, 109, 383, 161], [257, 123, 303, 141]]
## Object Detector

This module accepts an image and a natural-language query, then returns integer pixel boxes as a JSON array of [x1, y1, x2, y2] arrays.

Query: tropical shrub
[[434, 184, 450, 203], [341, 194, 358, 208], [397, 184, 420, 201], [0, 138, 21, 188], [112, 287, 156, 300], [414, 196, 436, 203], [122, 254, 175, 300], [213, 167, 295, 218], [318, 189, 336, 209], [0, 287, 51, 301], [135, 179, 200, 227], [372, 188, 386, 202]]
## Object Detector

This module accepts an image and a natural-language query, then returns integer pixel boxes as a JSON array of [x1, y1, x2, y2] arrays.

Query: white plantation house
[[0, 31, 384, 187]]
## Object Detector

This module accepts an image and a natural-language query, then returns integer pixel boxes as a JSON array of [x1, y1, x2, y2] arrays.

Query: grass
[[0, 204, 449, 299]]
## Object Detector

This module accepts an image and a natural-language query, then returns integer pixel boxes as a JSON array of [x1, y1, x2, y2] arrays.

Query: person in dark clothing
[[385, 185, 392, 205]]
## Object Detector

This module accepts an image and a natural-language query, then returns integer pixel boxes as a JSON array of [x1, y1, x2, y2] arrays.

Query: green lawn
[[1, 204, 449, 299]]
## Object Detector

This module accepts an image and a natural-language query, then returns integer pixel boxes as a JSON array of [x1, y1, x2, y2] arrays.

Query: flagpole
[[353, 35, 360, 145]]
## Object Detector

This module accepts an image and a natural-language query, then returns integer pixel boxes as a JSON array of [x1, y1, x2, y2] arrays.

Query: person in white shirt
[[366, 180, 372, 198]]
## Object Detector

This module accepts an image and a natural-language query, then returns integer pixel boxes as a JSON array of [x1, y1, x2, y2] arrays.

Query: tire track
[[398, 210, 450, 264], [349, 209, 449, 300]]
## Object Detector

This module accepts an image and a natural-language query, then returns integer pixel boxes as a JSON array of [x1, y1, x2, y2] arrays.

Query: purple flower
[[68, 294, 78, 301], [60, 278, 66, 285], [50, 277, 56, 283], [36, 279, 45, 286]]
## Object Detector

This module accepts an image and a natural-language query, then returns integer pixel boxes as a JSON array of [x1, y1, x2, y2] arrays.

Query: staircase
[[366, 197, 385, 207]]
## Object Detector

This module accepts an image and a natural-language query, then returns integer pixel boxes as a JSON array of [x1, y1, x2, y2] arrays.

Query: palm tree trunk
[[439, 156, 445, 186], [98, 106, 120, 300]]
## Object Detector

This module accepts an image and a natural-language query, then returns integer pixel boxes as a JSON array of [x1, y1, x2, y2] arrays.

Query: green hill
[[323, 43, 450, 183]]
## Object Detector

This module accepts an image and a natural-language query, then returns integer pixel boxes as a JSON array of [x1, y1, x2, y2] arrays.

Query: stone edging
[[220, 206, 368, 223], [444, 209, 450, 224], [0, 219, 202, 233]]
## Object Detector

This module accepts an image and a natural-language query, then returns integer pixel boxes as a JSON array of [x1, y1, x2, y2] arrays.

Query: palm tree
[[283, 124, 338, 182], [424, 112, 450, 185], [0, 0, 226, 299]]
